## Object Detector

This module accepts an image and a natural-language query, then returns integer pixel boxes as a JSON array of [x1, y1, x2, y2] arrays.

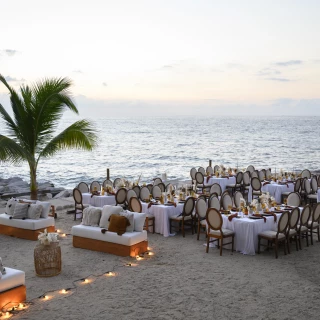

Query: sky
[[0, 0, 320, 117]]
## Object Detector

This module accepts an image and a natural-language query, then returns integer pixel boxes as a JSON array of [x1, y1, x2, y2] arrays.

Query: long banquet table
[[204, 176, 236, 192], [82, 193, 116, 207]]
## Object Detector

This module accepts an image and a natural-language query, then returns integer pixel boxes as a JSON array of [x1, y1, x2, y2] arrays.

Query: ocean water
[[1, 116, 319, 189]]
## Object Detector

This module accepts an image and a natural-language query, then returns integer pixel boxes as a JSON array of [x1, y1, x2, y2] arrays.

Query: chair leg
[[231, 235, 234, 253], [220, 238, 223, 256], [310, 229, 314, 245], [258, 236, 261, 254], [182, 220, 185, 238], [197, 220, 200, 240], [298, 234, 302, 250], [206, 235, 210, 253], [283, 239, 287, 256], [191, 218, 194, 235], [287, 236, 291, 254], [275, 239, 278, 259], [169, 219, 172, 234], [317, 226, 320, 241], [152, 218, 155, 234], [306, 231, 309, 247]]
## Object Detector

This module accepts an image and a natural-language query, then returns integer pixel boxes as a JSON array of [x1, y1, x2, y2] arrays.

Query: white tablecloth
[[204, 176, 236, 192], [82, 193, 116, 207], [141, 202, 184, 237], [248, 182, 294, 203]]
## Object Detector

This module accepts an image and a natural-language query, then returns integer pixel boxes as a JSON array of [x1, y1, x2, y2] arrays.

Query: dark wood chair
[[195, 198, 207, 240], [286, 207, 300, 253], [307, 203, 320, 245], [73, 188, 89, 221], [297, 205, 312, 249]]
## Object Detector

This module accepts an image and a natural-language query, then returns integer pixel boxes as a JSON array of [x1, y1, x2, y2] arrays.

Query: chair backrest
[[206, 208, 223, 231], [182, 197, 195, 216], [277, 211, 289, 233], [151, 185, 162, 199], [126, 189, 137, 204], [157, 182, 166, 192], [246, 165, 255, 173], [196, 198, 207, 219], [251, 177, 261, 191], [113, 178, 122, 188], [265, 168, 271, 179], [318, 175, 320, 188], [102, 179, 113, 188], [190, 167, 197, 180], [206, 166, 213, 175], [213, 165, 220, 173], [147, 184, 153, 192], [251, 170, 259, 178], [140, 186, 150, 201], [233, 191, 243, 208], [132, 185, 141, 198], [73, 188, 83, 204], [300, 205, 312, 226], [153, 178, 162, 185], [198, 167, 206, 175], [208, 194, 220, 211], [294, 178, 301, 192], [312, 203, 320, 223], [195, 172, 204, 185], [287, 192, 301, 206], [129, 197, 142, 213], [198, 195, 207, 202], [258, 170, 265, 181], [210, 183, 222, 196], [304, 179, 311, 194], [243, 171, 250, 186], [90, 181, 101, 192], [289, 207, 300, 229], [116, 188, 127, 205], [77, 182, 89, 193], [301, 169, 311, 179], [236, 172, 243, 184], [300, 178, 307, 191], [221, 193, 233, 210], [311, 177, 318, 193]]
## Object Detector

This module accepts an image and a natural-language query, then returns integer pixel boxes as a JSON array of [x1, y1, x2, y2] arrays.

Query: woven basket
[[34, 242, 61, 277]]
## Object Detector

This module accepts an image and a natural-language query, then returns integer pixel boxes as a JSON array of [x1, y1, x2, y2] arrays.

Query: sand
[[1, 208, 320, 320]]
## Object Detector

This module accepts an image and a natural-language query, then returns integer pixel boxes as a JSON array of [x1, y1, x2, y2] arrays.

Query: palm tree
[[0, 74, 97, 199]]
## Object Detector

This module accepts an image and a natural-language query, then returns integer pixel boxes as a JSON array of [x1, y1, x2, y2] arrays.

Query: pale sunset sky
[[0, 0, 319, 117]]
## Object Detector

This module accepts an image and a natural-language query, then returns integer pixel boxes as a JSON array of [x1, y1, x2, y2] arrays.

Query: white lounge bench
[[72, 225, 148, 257], [0, 267, 26, 309]]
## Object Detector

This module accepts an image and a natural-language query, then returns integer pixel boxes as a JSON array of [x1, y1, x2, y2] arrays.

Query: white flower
[[38, 229, 59, 245]]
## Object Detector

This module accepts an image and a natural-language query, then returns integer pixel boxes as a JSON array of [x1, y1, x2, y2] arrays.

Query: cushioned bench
[[0, 214, 55, 240], [0, 267, 26, 309], [72, 225, 148, 257]]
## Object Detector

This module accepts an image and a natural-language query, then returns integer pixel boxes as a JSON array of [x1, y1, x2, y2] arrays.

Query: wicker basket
[[34, 242, 61, 277]]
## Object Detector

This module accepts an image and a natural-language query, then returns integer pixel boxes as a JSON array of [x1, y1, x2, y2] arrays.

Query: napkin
[[263, 182, 270, 186], [206, 176, 211, 183], [228, 213, 238, 221]]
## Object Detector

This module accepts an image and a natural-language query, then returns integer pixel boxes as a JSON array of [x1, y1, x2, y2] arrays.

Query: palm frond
[[38, 120, 98, 161], [0, 135, 28, 163]]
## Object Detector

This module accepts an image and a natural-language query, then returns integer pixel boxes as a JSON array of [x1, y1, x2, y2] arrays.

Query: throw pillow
[[36, 201, 51, 218], [82, 207, 102, 227], [131, 211, 147, 232], [119, 211, 134, 232], [108, 214, 130, 236], [12, 203, 29, 219], [27, 204, 43, 220], [99, 205, 123, 229], [5, 198, 18, 215]]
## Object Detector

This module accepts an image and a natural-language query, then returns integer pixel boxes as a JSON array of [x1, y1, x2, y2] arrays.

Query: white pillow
[[27, 204, 43, 220], [120, 211, 134, 232], [12, 203, 29, 219], [5, 198, 18, 215], [82, 207, 102, 227], [99, 205, 123, 229], [130, 211, 147, 232], [36, 201, 51, 218]]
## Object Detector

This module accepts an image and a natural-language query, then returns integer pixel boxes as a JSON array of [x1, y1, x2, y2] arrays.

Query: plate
[[179, 201, 185, 203]]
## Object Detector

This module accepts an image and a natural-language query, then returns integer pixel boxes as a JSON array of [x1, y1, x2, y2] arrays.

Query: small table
[[82, 193, 116, 207], [34, 243, 61, 277]]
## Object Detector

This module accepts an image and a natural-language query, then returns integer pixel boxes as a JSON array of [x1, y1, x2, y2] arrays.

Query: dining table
[[204, 176, 236, 192], [248, 181, 294, 204], [82, 193, 116, 207]]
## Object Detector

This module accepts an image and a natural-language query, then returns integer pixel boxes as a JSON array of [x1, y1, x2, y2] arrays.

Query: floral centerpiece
[[38, 229, 59, 246]]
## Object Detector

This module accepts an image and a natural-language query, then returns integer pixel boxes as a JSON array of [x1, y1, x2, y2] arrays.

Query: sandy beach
[[1, 205, 320, 320]]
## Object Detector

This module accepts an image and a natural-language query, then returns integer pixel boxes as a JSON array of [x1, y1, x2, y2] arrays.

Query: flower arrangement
[[38, 229, 59, 246]]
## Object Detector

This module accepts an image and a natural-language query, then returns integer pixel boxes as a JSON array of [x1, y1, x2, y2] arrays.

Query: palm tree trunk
[[30, 165, 38, 200]]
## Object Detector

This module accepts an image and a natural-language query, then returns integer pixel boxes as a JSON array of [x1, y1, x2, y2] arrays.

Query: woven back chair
[[205, 208, 235, 255], [78, 182, 89, 193], [195, 198, 207, 240], [208, 194, 220, 211], [287, 192, 301, 207], [210, 183, 222, 196], [151, 185, 162, 199], [115, 188, 127, 206], [102, 179, 113, 188], [129, 197, 142, 213], [90, 181, 101, 193], [140, 186, 150, 201]]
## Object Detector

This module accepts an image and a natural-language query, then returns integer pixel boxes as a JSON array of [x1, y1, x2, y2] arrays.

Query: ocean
[[1, 116, 319, 189]]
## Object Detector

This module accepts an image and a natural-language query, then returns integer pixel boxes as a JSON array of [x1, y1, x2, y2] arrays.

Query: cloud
[[0, 49, 18, 57], [73, 70, 83, 74], [102, 82, 107, 87], [4, 76, 25, 82], [274, 60, 302, 67], [161, 65, 174, 69], [257, 68, 281, 76], [265, 77, 291, 82]]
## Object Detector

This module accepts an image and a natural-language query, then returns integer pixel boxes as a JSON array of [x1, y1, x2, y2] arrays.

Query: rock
[[38, 193, 53, 201], [53, 190, 71, 199]]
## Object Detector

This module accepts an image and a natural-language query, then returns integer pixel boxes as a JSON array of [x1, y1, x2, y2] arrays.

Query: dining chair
[[304, 179, 317, 205], [102, 179, 113, 188], [226, 171, 243, 195], [281, 178, 301, 203], [151, 185, 162, 199], [307, 202, 320, 245], [195, 198, 207, 240], [286, 207, 300, 253], [311, 176, 318, 193], [169, 197, 195, 237], [205, 208, 234, 256], [246, 165, 255, 173], [251, 170, 259, 178], [132, 185, 141, 198], [301, 169, 311, 179], [157, 182, 166, 193], [251, 177, 262, 199], [242, 171, 251, 199], [213, 165, 220, 173], [115, 188, 127, 207], [195, 172, 205, 192], [140, 186, 150, 201], [258, 211, 289, 259], [208, 194, 220, 211], [265, 168, 272, 180], [147, 184, 153, 192], [190, 167, 197, 185], [297, 205, 312, 249], [206, 166, 214, 175], [77, 182, 89, 193], [126, 189, 137, 206], [286, 192, 301, 207], [73, 188, 89, 221], [258, 170, 265, 182], [198, 167, 206, 175], [233, 191, 243, 209], [90, 181, 101, 193], [113, 178, 122, 188], [221, 192, 233, 210], [210, 183, 222, 196], [153, 178, 162, 185], [130, 197, 154, 233]]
